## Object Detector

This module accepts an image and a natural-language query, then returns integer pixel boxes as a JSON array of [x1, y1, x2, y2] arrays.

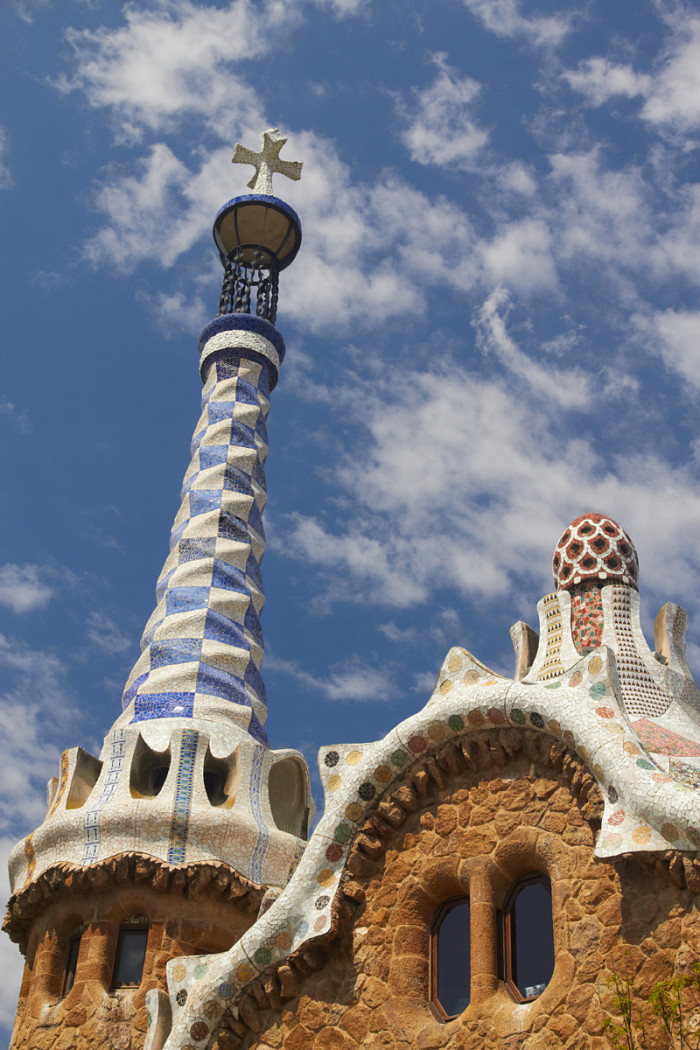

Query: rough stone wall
[[227, 749, 700, 1050], [8, 858, 261, 1050]]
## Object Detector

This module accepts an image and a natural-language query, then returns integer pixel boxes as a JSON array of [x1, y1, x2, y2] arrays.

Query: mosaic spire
[[5, 137, 313, 1050], [121, 132, 303, 742]]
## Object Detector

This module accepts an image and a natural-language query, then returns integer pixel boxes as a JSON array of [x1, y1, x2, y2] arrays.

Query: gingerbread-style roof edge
[[153, 642, 700, 1050], [3, 853, 264, 953]]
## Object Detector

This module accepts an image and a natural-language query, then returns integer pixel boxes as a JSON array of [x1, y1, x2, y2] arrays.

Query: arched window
[[431, 897, 470, 1020], [112, 925, 149, 988], [502, 874, 554, 1002], [62, 933, 81, 997]]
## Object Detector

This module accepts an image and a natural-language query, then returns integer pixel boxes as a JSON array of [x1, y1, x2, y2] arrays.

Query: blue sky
[[2, 0, 700, 1034]]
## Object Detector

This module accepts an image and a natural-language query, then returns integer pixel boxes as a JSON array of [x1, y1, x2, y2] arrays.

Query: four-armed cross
[[232, 128, 303, 195]]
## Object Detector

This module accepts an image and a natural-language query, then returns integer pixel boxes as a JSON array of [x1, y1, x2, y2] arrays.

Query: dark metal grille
[[218, 248, 280, 324]]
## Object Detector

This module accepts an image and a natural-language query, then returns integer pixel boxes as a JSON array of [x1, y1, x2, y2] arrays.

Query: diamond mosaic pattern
[[122, 355, 271, 743]]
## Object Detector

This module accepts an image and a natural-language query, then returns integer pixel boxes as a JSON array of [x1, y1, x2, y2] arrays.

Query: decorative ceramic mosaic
[[248, 744, 271, 884], [21, 835, 35, 888], [82, 730, 127, 865], [633, 719, 700, 758], [6, 314, 314, 895], [570, 582, 604, 654], [122, 347, 277, 745], [153, 634, 700, 1050], [536, 592, 565, 681], [610, 586, 670, 718], [168, 730, 199, 864], [553, 512, 638, 590], [46, 750, 70, 819], [671, 759, 700, 790]]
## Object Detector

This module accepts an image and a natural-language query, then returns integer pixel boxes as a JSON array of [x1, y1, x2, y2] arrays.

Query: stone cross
[[231, 128, 303, 196]]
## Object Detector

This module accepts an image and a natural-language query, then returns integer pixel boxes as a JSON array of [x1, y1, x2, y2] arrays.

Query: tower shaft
[[4, 131, 309, 1050], [123, 352, 271, 743]]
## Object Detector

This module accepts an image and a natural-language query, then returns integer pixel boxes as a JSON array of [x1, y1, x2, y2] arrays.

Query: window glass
[[433, 898, 470, 1018], [62, 934, 81, 997], [506, 876, 554, 1000], [112, 928, 148, 987]]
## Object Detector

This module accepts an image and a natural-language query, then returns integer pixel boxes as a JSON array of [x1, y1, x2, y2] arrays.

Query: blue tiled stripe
[[82, 730, 126, 864], [167, 730, 199, 864]]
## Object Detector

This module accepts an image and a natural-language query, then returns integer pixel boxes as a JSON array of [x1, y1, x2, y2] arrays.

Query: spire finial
[[232, 127, 303, 195]]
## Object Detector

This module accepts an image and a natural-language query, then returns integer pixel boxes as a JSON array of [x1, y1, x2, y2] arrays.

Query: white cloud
[[398, 54, 489, 171], [56, 0, 368, 144], [0, 635, 77, 828], [544, 150, 700, 295], [0, 399, 30, 434], [267, 654, 397, 701], [138, 288, 210, 337], [85, 612, 132, 655], [0, 636, 78, 1034], [642, 14, 700, 133], [311, 0, 369, 14], [0, 633, 87, 1035], [377, 622, 418, 643], [0, 836, 24, 1033], [279, 358, 700, 618], [0, 565, 53, 614], [481, 218, 558, 296], [83, 126, 484, 331], [475, 287, 588, 407], [412, 669, 439, 694], [84, 143, 204, 271], [57, 0, 276, 142], [429, 607, 462, 646], [563, 13, 700, 141], [545, 151, 650, 278], [0, 128, 12, 190], [460, 0, 573, 49], [647, 309, 700, 390], [564, 58, 651, 108]]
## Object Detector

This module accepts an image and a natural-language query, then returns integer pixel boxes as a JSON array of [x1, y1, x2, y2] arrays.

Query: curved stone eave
[[155, 642, 700, 1050], [3, 853, 265, 953]]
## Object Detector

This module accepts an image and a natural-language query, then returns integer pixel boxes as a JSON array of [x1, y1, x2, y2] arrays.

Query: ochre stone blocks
[[232, 759, 700, 1050], [8, 861, 259, 1050]]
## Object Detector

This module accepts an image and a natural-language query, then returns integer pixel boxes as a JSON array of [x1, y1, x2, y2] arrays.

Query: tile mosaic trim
[[46, 750, 70, 820], [537, 592, 565, 681], [671, 759, 700, 789], [157, 642, 700, 1050], [570, 583, 604, 655], [247, 745, 270, 884], [199, 330, 281, 380], [82, 730, 127, 865], [122, 353, 274, 746], [657, 603, 700, 720], [167, 730, 199, 865], [610, 586, 670, 718], [633, 718, 700, 757], [21, 835, 36, 888]]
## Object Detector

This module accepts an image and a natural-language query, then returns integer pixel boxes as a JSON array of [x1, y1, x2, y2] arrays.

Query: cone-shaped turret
[[4, 130, 313, 1050]]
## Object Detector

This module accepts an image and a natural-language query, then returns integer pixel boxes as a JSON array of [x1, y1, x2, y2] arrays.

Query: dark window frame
[[111, 925, 149, 989], [502, 872, 554, 1004], [430, 895, 470, 1022], [62, 933, 82, 998]]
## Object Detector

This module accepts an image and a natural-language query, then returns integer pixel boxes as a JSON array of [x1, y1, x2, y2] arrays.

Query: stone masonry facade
[[8, 857, 262, 1050], [212, 730, 700, 1050]]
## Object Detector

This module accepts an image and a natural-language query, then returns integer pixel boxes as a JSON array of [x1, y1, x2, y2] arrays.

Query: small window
[[62, 934, 81, 997], [431, 897, 470, 1020], [503, 874, 554, 1002], [269, 756, 309, 838], [112, 927, 148, 988], [203, 744, 239, 808], [130, 735, 170, 799]]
